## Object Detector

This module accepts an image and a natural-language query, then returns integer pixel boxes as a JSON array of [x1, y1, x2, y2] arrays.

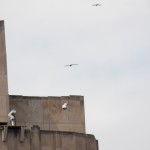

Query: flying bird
[[65, 64, 78, 67], [92, 4, 102, 6]]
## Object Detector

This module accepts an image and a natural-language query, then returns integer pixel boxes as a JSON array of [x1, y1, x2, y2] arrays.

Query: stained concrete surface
[[0, 126, 98, 150], [9, 95, 85, 133], [0, 21, 9, 123]]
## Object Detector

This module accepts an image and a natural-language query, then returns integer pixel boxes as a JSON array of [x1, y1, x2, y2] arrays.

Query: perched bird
[[92, 4, 102, 6], [65, 64, 78, 67], [8, 110, 16, 120], [62, 102, 68, 110]]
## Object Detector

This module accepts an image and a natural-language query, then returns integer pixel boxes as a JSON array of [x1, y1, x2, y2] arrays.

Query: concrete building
[[0, 20, 99, 150]]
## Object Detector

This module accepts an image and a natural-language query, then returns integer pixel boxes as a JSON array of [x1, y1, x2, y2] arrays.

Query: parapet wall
[[0, 126, 98, 150], [9, 95, 85, 133]]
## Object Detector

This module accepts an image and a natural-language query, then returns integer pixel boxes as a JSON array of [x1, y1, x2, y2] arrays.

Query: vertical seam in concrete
[[31, 100, 33, 125], [41, 99, 43, 129], [48, 100, 50, 129], [66, 100, 69, 130]]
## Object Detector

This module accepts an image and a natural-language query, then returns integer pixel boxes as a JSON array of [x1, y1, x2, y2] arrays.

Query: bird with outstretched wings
[[64, 64, 78, 67], [92, 4, 102, 6]]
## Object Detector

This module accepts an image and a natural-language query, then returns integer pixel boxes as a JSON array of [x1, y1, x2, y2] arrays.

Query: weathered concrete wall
[[9, 95, 85, 133], [0, 126, 98, 150], [0, 20, 9, 123]]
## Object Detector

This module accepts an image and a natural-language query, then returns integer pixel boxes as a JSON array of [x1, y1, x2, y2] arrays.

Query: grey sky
[[1, 0, 150, 150]]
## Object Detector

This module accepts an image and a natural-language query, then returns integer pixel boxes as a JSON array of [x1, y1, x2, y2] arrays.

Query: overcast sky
[[1, 0, 150, 150]]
